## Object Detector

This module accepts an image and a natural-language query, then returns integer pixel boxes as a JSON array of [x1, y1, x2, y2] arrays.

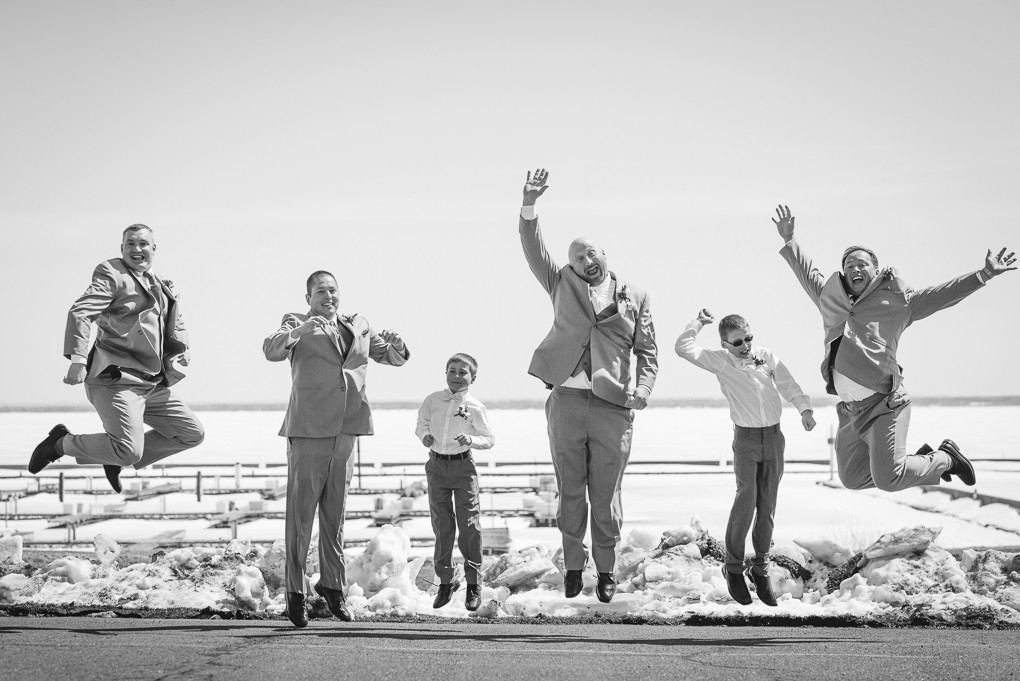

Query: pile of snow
[[2, 523, 1018, 625]]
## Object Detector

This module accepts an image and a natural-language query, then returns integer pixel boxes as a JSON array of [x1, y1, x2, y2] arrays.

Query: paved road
[[0, 618, 1016, 681]]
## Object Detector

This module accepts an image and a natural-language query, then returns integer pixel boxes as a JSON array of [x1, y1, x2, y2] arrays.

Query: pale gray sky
[[2, 0, 1018, 407]]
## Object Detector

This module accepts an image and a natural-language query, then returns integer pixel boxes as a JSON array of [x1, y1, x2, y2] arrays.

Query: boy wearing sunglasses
[[676, 309, 815, 607]]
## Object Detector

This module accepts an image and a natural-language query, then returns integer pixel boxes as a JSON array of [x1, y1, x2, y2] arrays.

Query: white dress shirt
[[416, 388, 496, 454]]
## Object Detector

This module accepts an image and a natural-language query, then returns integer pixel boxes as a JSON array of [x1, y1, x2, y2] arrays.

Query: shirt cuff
[[520, 205, 537, 220], [977, 268, 992, 285], [70, 354, 87, 364]]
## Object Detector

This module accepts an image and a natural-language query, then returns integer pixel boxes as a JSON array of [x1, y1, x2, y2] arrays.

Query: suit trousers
[[725, 424, 784, 575], [425, 453, 482, 584], [64, 372, 205, 469], [835, 389, 952, 492], [546, 386, 634, 573], [285, 434, 356, 594]]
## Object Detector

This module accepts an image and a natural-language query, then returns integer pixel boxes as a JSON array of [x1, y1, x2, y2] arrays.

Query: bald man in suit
[[29, 224, 205, 493], [264, 270, 409, 627], [519, 168, 658, 604]]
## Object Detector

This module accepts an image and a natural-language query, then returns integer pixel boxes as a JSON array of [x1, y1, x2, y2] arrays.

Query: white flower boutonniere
[[455, 405, 471, 421], [616, 284, 636, 312], [340, 314, 355, 325]]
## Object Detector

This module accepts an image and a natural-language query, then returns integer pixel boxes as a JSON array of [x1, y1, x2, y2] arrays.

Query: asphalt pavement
[[1, 617, 1017, 681]]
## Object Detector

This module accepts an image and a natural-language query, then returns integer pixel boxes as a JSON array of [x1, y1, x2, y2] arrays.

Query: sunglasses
[[725, 334, 753, 348]]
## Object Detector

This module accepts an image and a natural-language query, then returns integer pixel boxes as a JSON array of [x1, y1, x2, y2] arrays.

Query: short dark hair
[[122, 224, 153, 241], [718, 314, 749, 340], [842, 246, 878, 269], [306, 270, 337, 295], [447, 353, 478, 378]]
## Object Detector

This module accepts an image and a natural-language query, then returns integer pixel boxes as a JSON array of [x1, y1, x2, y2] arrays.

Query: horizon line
[[3, 395, 1020, 413]]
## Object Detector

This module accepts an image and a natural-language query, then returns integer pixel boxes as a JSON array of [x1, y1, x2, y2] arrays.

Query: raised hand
[[984, 247, 1017, 277], [63, 362, 87, 385], [522, 168, 549, 207], [772, 204, 795, 241], [379, 329, 405, 352], [697, 308, 715, 325], [293, 316, 329, 338], [454, 433, 473, 447]]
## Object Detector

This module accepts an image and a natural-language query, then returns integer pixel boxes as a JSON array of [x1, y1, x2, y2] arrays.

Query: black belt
[[734, 423, 781, 437], [430, 450, 471, 461]]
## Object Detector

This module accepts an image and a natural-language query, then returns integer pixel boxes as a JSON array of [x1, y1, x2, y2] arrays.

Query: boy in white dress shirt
[[676, 310, 816, 607], [415, 353, 495, 611]]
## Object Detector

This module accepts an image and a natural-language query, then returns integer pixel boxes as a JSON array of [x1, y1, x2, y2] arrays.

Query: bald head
[[567, 237, 608, 285]]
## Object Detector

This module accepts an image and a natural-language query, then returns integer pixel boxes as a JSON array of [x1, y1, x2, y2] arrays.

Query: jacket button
[[340, 386, 346, 392], [849, 312, 854, 316]]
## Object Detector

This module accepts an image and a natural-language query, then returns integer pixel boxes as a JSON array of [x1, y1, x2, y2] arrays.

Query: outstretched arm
[[775, 205, 827, 308], [519, 168, 559, 294], [908, 247, 1016, 322], [674, 309, 728, 373], [766, 349, 815, 431]]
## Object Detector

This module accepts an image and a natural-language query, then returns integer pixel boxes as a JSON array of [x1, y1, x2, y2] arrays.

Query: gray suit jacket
[[263, 312, 409, 438], [64, 258, 189, 386], [781, 238, 985, 395], [520, 216, 658, 407]]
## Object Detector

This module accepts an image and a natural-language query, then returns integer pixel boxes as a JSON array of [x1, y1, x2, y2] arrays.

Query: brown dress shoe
[[314, 582, 353, 622], [285, 592, 308, 628], [940, 439, 975, 486], [563, 570, 583, 598], [723, 566, 752, 605], [465, 584, 481, 611], [748, 569, 778, 607], [104, 465, 123, 493], [29, 424, 69, 474], [596, 573, 616, 603], [433, 581, 459, 609]]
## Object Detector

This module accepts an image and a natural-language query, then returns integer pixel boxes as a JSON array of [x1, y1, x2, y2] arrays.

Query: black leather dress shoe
[[29, 424, 69, 474], [465, 584, 481, 611], [104, 465, 123, 493], [748, 570, 778, 607], [563, 570, 583, 598], [940, 439, 975, 486], [723, 566, 752, 605], [314, 582, 353, 622], [433, 581, 459, 609], [285, 591, 308, 628], [596, 573, 616, 603]]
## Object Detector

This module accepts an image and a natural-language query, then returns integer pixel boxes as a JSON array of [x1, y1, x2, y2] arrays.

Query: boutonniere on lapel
[[455, 405, 471, 421], [616, 284, 636, 312], [751, 356, 767, 369]]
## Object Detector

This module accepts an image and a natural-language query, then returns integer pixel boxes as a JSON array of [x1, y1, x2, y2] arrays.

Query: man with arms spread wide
[[774, 204, 1015, 492], [520, 168, 658, 603], [264, 270, 409, 627], [29, 224, 205, 492]]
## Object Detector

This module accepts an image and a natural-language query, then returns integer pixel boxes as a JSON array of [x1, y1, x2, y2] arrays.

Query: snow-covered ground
[[2, 522, 1018, 627]]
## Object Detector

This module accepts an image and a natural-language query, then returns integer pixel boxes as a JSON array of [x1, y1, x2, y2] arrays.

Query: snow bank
[[2, 524, 1018, 626]]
